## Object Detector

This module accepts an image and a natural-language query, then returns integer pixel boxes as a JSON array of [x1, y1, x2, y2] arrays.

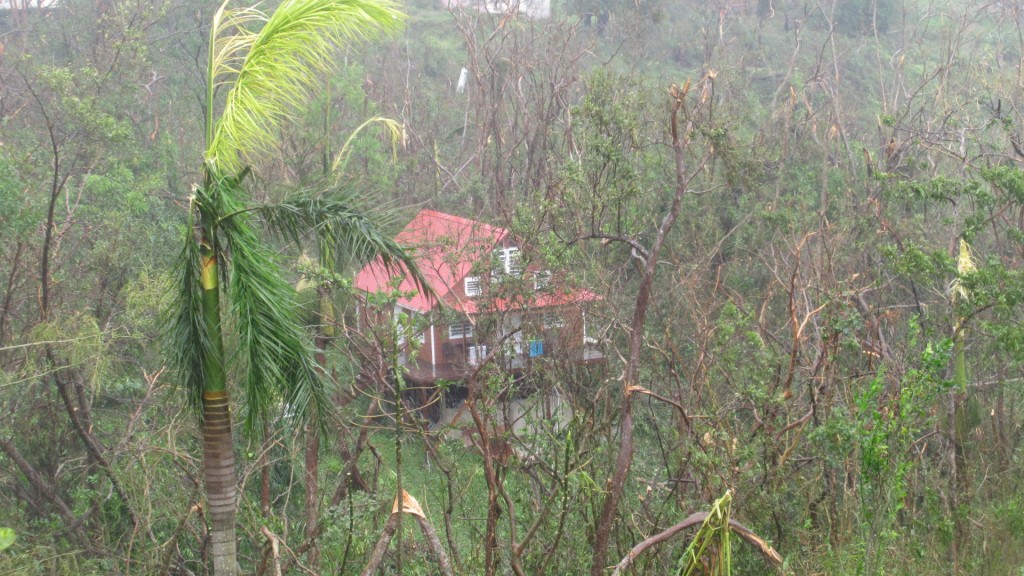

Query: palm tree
[[167, 1, 418, 573]]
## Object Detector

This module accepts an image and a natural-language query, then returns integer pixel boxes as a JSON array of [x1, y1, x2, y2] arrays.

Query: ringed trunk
[[204, 390, 237, 576]]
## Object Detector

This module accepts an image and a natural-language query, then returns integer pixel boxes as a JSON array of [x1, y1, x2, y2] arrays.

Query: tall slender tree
[[167, 1, 418, 574]]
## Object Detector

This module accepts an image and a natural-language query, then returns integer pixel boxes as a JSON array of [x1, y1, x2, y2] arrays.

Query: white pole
[[430, 323, 436, 366]]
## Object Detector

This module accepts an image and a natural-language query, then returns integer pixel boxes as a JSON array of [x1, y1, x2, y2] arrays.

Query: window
[[468, 345, 488, 366], [534, 270, 551, 290], [464, 275, 482, 297], [492, 246, 522, 278], [506, 248, 522, 276], [449, 322, 473, 339]]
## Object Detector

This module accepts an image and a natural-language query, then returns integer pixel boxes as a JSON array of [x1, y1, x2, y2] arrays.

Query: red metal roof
[[354, 209, 600, 313], [353, 209, 508, 312]]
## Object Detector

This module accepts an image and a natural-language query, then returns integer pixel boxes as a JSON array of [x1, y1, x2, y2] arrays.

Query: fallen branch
[[610, 512, 783, 576], [359, 491, 454, 576], [260, 526, 282, 576], [413, 506, 455, 576]]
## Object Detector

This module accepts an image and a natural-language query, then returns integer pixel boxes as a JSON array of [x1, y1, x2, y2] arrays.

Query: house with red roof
[[353, 209, 602, 420]]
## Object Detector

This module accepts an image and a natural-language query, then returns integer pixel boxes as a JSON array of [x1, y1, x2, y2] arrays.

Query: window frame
[[464, 275, 482, 297], [449, 322, 473, 339], [492, 246, 522, 278]]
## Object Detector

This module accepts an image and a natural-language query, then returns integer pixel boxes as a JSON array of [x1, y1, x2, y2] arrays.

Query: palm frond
[[331, 116, 405, 176], [206, 0, 405, 171], [209, 4, 266, 82], [220, 207, 328, 436], [256, 189, 432, 298], [166, 212, 212, 416], [206, 1, 266, 147]]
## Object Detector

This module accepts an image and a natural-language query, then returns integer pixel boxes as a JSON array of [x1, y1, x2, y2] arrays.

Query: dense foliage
[[1, 0, 1023, 574]]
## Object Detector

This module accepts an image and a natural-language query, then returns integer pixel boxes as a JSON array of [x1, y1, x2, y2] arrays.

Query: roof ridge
[[414, 208, 509, 236]]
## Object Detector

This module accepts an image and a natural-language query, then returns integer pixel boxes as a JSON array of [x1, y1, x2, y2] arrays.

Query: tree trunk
[[304, 290, 332, 570], [0, 436, 84, 542], [949, 329, 969, 576], [304, 426, 320, 569], [590, 85, 707, 576], [203, 391, 237, 576], [200, 242, 238, 576]]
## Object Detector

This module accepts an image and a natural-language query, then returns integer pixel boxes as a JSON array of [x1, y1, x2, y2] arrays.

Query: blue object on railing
[[529, 340, 544, 357]]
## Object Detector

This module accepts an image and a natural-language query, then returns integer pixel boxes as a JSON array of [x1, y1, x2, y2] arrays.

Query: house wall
[[358, 295, 591, 370], [414, 322, 437, 366]]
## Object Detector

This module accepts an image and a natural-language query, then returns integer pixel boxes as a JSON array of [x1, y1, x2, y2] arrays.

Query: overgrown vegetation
[[1, 0, 1024, 574]]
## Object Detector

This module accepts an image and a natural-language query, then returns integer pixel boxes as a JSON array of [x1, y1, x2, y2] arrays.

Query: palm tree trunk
[[200, 243, 238, 576], [304, 291, 332, 570]]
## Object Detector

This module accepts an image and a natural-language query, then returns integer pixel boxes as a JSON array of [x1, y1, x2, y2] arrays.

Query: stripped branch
[[610, 512, 783, 575]]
